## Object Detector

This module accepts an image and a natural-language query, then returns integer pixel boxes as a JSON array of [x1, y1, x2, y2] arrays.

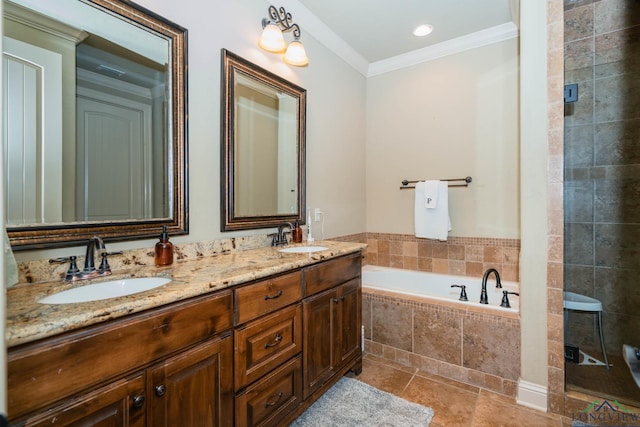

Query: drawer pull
[[264, 333, 283, 348], [264, 391, 284, 408], [155, 384, 166, 397], [133, 394, 145, 409], [264, 290, 283, 300]]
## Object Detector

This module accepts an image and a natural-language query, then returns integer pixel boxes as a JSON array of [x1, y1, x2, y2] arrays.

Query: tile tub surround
[[364, 233, 520, 282], [362, 291, 521, 398], [6, 240, 366, 347]]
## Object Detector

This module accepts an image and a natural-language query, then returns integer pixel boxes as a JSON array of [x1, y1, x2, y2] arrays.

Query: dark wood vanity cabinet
[[302, 253, 362, 400], [234, 252, 363, 426], [8, 251, 363, 427], [8, 291, 234, 426], [21, 335, 234, 427], [233, 272, 304, 426]]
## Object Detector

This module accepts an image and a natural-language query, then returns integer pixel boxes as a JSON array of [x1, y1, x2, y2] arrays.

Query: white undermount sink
[[38, 277, 172, 304], [278, 245, 328, 254]]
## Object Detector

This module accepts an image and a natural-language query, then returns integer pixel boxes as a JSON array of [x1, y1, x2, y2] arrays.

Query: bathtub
[[362, 265, 519, 313]]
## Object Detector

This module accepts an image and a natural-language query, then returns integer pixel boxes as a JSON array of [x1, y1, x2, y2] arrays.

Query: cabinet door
[[147, 334, 233, 427], [24, 373, 145, 427], [302, 288, 337, 399], [336, 278, 362, 366]]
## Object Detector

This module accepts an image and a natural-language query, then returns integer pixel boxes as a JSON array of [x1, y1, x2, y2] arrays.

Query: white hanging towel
[[414, 180, 451, 241]]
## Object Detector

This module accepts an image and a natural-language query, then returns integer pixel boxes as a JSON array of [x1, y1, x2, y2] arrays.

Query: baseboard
[[516, 379, 548, 412]]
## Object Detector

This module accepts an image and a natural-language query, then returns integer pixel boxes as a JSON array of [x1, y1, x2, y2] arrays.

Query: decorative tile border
[[361, 233, 520, 281]]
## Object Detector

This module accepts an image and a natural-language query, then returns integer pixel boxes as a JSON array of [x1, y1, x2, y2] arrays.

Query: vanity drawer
[[234, 271, 302, 324], [235, 355, 302, 427], [234, 304, 302, 390], [304, 252, 361, 296], [8, 290, 233, 421]]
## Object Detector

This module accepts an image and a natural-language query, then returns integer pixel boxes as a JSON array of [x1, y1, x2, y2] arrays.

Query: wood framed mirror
[[4, 0, 188, 249], [221, 49, 306, 231]]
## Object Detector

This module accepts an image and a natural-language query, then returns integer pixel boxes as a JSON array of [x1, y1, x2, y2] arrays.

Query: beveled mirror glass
[[3, 0, 188, 249], [221, 49, 306, 231]]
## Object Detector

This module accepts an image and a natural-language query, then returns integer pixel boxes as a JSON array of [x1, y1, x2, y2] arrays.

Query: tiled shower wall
[[563, 0, 640, 355]]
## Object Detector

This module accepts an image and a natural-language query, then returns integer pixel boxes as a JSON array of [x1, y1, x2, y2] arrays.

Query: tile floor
[[351, 354, 570, 427], [566, 354, 640, 408]]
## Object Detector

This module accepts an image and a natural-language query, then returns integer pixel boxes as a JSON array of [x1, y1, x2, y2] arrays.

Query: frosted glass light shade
[[259, 23, 286, 53], [283, 40, 308, 67]]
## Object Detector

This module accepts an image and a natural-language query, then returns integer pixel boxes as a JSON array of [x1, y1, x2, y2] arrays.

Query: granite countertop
[[7, 240, 366, 348]]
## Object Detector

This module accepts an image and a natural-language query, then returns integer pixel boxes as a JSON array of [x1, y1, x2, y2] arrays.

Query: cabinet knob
[[155, 384, 166, 397], [332, 298, 339, 304], [133, 394, 145, 408]]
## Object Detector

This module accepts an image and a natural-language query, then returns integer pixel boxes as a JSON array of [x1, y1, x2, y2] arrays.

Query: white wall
[[519, 0, 550, 390], [15, 0, 367, 261], [366, 39, 520, 238]]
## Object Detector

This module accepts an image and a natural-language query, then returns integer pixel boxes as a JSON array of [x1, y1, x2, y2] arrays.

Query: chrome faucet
[[480, 268, 502, 304], [272, 223, 293, 246]]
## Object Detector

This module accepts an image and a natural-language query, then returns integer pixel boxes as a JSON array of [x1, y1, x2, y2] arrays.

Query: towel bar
[[400, 176, 472, 189]]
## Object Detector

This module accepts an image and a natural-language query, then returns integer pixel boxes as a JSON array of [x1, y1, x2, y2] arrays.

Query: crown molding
[[273, 2, 518, 78], [367, 22, 519, 77], [274, 0, 370, 76]]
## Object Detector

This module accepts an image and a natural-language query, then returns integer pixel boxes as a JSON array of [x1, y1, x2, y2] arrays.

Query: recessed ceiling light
[[413, 24, 434, 37]]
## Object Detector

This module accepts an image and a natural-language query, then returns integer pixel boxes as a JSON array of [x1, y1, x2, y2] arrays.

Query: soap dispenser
[[155, 226, 174, 266], [292, 219, 302, 243]]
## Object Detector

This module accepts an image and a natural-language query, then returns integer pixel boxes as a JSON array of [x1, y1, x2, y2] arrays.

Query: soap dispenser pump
[[155, 226, 174, 266]]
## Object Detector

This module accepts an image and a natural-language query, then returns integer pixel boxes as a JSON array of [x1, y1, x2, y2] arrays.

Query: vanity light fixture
[[259, 5, 309, 67]]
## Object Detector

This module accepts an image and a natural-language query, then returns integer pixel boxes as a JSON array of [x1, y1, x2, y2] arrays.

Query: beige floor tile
[[415, 369, 481, 395], [356, 352, 569, 426], [401, 374, 478, 427], [353, 357, 415, 395], [471, 392, 563, 427]]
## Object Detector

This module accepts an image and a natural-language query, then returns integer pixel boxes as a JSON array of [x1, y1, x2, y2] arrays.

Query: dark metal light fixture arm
[[264, 5, 302, 39]]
